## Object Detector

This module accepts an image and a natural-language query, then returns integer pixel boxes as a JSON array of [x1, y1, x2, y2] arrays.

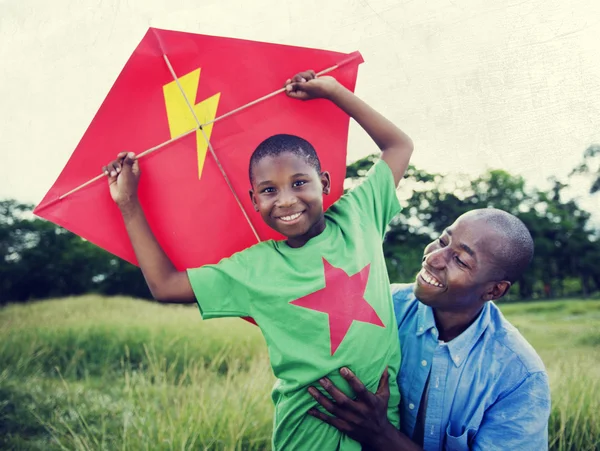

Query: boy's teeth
[[280, 212, 302, 221]]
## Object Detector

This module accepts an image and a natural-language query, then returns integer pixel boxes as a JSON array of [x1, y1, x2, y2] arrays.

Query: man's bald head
[[458, 208, 534, 282]]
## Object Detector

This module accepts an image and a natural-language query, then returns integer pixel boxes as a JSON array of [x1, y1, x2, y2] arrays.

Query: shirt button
[[409, 403, 415, 410], [421, 360, 428, 367], [431, 329, 438, 337], [454, 356, 460, 363]]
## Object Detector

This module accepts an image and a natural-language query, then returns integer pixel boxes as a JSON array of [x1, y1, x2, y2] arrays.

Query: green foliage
[[1, 296, 599, 450], [0, 200, 150, 304], [347, 151, 600, 299], [570, 144, 600, 194], [1, 144, 599, 302]]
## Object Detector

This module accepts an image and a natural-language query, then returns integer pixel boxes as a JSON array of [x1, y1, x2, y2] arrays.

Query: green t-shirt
[[187, 159, 402, 450]]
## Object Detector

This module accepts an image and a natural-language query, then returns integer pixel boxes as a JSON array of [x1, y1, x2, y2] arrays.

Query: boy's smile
[[249, 152, 331, 248]]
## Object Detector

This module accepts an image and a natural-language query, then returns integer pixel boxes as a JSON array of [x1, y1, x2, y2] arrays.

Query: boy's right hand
[[102, 152, 140, 208], [284, 70, 341, 101]]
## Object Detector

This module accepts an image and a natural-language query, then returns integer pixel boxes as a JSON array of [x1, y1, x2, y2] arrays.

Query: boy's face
[[249, 151, 330, 246]]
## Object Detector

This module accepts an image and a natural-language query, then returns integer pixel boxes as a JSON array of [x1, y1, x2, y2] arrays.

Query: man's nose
[[424, 247, 448, 269]]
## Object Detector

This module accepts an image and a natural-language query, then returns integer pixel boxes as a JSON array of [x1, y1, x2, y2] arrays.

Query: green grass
[[1, 296, 599, 450]]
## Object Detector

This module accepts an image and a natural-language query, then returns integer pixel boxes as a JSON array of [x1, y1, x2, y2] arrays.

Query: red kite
[[34, 27, 363, 271]]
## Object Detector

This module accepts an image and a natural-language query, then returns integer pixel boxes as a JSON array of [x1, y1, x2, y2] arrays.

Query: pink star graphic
[[290, 258, 385, 355]]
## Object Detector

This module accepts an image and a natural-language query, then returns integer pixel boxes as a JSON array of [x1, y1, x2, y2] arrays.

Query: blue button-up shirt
[[392, 284, 551, 451]]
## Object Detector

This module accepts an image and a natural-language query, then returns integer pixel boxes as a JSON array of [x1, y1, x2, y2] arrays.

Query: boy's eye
[[262, 187, 276, 194], [293, 180, 307, 188]]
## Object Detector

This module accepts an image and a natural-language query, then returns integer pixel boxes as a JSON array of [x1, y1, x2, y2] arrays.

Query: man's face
[[414, 214, 507, 311], [250, 151, 330, 245]]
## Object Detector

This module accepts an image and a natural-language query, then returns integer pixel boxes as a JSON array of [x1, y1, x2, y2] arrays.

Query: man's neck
[[432, 304, 485, 342]]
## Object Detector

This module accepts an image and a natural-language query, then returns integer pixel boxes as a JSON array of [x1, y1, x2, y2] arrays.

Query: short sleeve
[[186, 250, 253, 320], [344, 159, 401, 238]]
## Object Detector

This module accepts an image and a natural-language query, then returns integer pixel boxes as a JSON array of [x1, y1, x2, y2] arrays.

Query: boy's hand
[[102, 152, 140, 209], [285, 70, 341, 100]]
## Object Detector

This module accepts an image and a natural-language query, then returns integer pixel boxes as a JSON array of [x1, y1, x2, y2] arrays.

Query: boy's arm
[[103, 152, 195, 303], [286, 71, 413, 187]]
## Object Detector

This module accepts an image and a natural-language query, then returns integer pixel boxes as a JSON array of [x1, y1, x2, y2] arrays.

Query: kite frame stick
[[201, 63, 340, 128], [162, 54, 261, 243], [57, 128, 198, 201], [36, 53, 358, 211]]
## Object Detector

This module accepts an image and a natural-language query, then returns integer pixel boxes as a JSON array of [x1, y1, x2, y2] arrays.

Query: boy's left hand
[[285, 70, 340, 100]]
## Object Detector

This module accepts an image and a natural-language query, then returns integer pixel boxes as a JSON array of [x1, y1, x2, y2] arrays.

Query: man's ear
[[485, 281, 511, 301], [249, 189, 259, 212], [321, 171, 331, 195]]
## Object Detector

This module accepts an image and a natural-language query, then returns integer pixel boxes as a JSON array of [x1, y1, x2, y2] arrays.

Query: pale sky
[[1, 0, 599, 217]]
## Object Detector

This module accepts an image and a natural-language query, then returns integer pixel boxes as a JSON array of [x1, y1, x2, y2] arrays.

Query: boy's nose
[[276, 190, 298, 207]]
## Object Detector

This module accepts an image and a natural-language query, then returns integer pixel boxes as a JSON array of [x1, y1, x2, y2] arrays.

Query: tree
[[0, 199, 149, 303], [570, 144, 600, 194]]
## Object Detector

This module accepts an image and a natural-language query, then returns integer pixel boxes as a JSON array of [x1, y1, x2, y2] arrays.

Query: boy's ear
[[320, 171, 331, 195], [249, 189, 259, 211]]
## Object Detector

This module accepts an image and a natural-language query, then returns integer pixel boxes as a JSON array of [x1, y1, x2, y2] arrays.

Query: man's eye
[[293, 180, 307, 188], [455, 256, 467, 267], [438, 238, 447, 247]]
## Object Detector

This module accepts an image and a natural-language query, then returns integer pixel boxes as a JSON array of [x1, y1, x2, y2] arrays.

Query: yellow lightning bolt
[[163, 68, 220, 178]]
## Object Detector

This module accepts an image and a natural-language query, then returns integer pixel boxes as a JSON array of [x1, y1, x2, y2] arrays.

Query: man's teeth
[[279, 212, 302, 222], [421, 270, 443, 287]]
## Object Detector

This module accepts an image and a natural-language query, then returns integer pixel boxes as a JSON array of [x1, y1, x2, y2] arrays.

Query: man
[[306, 208, 551, 450]]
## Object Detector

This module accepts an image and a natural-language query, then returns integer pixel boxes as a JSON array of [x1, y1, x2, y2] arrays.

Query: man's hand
[[284, 70, 341, 101], [307, 367, 393, 447], [103, 152, 140, 209]]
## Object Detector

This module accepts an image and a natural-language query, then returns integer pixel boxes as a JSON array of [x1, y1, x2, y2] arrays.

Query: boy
[[103, 70, 413, 450]]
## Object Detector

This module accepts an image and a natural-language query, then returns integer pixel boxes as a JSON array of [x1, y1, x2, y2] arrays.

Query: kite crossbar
[[34, 128, 199, 212], [37, 52, 360, 212], [200, 58, 358, 128]]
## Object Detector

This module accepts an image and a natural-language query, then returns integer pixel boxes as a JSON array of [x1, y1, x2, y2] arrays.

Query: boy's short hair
[[249, 134, 321, 184]]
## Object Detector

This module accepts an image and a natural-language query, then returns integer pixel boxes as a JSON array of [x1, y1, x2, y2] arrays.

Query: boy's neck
[[285, 216, 327, 248]]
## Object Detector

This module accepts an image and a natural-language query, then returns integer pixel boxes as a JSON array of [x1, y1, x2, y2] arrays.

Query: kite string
[[162, 54, 261, 244], [39, 59, 350, 210]]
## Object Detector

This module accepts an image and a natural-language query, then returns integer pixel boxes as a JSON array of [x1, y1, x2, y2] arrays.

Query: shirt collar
[[416, 300, 492, 367]]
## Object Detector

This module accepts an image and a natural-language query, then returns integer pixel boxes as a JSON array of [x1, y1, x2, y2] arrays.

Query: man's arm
[[471, 371, 551, 451], [286, 72, 414, 187], [104, 152, 195, 303], [307, 367, 423, 451]]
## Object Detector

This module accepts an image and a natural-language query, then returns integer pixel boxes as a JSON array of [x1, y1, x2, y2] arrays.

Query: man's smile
[[418, 268, 444, 288]]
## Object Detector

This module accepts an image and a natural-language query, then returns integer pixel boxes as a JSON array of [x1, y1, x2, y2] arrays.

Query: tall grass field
[[1, 296, 599, 450]]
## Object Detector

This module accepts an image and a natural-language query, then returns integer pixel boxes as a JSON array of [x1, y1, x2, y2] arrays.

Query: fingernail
[[308, 387, 317, 395], [340, 368, 348, 376], [300, 77, 306, 82], [116, 167, 121, 172], [128, 152, 134, 158], [110, 171, 116, 177]]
